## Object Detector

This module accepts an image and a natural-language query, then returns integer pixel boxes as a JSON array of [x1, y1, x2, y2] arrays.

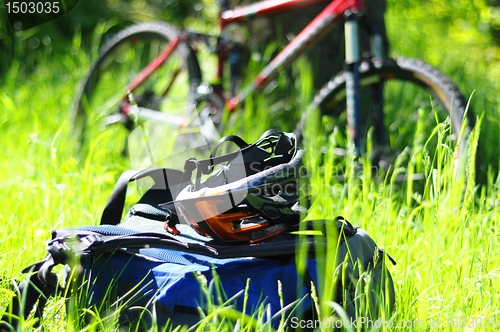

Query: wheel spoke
[[72, 22, 202, 156]]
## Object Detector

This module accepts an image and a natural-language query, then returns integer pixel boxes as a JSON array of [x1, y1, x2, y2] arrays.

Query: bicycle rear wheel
[[72, 21, 202, 155], [301, 57, 474, 179]]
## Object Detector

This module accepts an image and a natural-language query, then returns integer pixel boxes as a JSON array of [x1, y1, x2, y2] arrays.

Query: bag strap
[[101, 169, 139, 225], [100, 168, 184, 225]]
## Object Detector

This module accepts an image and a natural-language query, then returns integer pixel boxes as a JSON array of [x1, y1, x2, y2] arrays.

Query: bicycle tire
[[72, 21, 202, 152], [298, 57, 474, 176]]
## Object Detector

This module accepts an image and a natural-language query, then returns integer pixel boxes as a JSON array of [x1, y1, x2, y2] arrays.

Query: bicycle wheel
[[301, 57, 474, 179], [72, 21, 202, 155]]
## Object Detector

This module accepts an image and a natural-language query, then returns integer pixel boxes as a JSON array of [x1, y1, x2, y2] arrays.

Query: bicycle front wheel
[[305, 57, 474, 178], [72, 21, 202, 154]]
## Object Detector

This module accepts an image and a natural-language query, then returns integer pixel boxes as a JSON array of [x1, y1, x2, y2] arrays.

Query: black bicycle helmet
[[161, 130, 309, 244]]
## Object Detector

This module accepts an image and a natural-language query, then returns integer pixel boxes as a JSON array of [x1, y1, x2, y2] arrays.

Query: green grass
[[2, 1, 500, 330]]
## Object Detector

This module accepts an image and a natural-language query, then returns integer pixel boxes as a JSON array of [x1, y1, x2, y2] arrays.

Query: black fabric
[[129, 203, 170, 221], [0, 268, 57, 331], [51, 218, 354, 259], [101, 169, 139, 225], [74, 225, 139, 236], [120, 217, 212, 243]]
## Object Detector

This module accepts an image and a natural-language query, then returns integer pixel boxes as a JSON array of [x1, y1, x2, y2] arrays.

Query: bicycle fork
[[344, 11, 387, 161]]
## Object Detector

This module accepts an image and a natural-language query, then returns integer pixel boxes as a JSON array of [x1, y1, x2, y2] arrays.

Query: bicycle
[[72, 0, 474, 177]]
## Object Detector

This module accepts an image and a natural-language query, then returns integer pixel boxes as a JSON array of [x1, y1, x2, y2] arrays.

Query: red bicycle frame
[[218, 0, 361, 109]]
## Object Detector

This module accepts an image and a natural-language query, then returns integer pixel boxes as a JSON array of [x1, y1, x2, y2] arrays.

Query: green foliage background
[[387, 0, 500, 178]]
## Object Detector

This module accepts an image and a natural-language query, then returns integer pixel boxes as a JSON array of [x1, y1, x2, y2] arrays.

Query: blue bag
[[1, 131, 395, 331], [2, 215, 394, 330]]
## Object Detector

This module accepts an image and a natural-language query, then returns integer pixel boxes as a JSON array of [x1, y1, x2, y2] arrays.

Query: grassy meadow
[[1, 0, 500, 330]]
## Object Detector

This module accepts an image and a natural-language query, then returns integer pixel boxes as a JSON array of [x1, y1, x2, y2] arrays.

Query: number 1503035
[[6, 2, 60, 14]]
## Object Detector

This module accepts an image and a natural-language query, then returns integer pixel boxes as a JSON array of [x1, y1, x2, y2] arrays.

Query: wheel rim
[[312, 63, 470, 180]]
